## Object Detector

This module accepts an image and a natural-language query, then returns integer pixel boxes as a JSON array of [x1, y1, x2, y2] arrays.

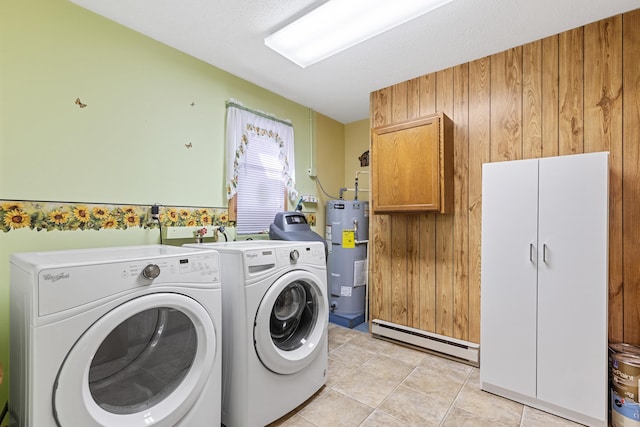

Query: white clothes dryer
[[9, 244, 222, 427], [185, 240, 328, 427]]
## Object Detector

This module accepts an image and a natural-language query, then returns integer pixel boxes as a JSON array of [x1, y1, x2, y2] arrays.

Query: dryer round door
[[254, 270, 327, 375], [54, 293, 217, 427]]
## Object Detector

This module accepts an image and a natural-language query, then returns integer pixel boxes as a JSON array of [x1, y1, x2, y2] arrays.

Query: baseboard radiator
[[371, 319, 480, 367]]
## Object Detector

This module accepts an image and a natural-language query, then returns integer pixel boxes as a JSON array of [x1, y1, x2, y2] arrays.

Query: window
[[225, 100, 297, 235]]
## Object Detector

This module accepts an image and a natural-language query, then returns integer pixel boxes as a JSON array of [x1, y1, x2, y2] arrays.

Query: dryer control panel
[[36, 252, 221, 317]]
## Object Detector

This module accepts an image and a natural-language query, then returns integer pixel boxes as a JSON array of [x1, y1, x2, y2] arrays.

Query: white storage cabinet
[[480, 152, 609, 426]]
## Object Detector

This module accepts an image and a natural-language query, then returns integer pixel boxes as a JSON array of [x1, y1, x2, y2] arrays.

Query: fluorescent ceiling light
[[265, 0, 453, 68]]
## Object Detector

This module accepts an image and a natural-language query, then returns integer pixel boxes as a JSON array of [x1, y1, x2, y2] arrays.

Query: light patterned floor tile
[[442, 406, 517, 426], [329, 342, 377, 367], [332, 369, 403, 408], [296, 389, 374, 427], [359, 410, 407, 426], [377, 384, 450, 426], [359, 354, 415, 383], [520, 406, 585, 427]]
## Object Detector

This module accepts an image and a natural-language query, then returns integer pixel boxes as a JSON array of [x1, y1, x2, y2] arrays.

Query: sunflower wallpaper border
[[0, 200, 230, 233]]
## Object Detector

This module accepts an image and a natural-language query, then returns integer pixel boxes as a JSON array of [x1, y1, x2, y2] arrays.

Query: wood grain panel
[[453, 63, 470, 340], [370, 87, 391, 128], [418, 73, 438, 332], [419, 74, 437, 116], [390, 215, 408, 324], [369, 88, 392, 322], [491, 48, 523, 162], [542, 35, 559, 157], [419, 214, 437, 331], [623, 9, 640, 344], [468, 57, 491, 344], [392, 82, 409, 123], [388, 83, 409, 324], [523, 40, 542, 159], [585, 16, 624, 342], [436, 68, 454, 337], [370, 215, 392, 321], [559, 28, 584, 155], [407, 77, 421, 120], [406, 77, 429, 328], [407, 215, 421, 328]]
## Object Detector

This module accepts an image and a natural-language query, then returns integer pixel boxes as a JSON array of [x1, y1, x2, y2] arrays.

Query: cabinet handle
[[543, 244, 548, 263], [529, 243, 534, 262]]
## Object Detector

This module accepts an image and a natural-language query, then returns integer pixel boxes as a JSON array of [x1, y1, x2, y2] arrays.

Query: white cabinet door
[[480, 158, 539, 398], [536, 152, 608, 422]]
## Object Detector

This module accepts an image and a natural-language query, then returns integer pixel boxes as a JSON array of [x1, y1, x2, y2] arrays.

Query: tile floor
[[270, 323, 584, 427]]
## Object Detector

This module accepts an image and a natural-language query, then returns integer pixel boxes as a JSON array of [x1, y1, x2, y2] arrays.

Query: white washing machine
[[9, 244, 222, 427], [185, 240, 328, 427]]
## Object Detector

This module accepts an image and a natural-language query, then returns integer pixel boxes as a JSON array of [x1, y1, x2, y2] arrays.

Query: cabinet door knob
[[543, 244, 548, 263]]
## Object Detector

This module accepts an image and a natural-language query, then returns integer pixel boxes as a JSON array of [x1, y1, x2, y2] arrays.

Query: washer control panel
[[276, 243, 325, 267]]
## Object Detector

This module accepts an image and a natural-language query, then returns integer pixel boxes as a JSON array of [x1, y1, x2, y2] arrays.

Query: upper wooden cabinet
[[371, 112, 453, 214]]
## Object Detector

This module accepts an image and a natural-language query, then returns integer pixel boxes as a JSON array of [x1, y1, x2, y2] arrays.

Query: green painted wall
[[345, 119, 371, 202], [0, 0, 349, 415], [313, 112, 345, 233]]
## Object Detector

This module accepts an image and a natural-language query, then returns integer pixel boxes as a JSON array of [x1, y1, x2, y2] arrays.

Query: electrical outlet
[[302, 195, 319, 203]]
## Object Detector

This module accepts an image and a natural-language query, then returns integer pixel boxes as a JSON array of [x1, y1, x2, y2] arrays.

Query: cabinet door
[[372, 116, 440, 212], [536, 152, 608, 422], [480, 158, 539, 398]]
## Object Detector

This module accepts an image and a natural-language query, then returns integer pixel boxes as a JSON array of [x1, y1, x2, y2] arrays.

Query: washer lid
[[54, 293, 217, 426], [254, 270, 328, 375]]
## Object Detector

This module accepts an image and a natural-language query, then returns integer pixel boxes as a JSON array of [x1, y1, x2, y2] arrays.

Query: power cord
[[217, 226, 228, 242], [313, 175, 340, 200], [1, 401, 8, 425], [151, 204, 163, 244]]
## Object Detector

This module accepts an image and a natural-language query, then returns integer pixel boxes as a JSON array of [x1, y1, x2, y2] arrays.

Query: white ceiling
[[69, 0, 639, 124]]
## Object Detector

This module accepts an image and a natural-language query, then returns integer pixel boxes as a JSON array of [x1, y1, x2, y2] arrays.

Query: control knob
[[142, 263, 161, 279], [289, 249, 299, 262]]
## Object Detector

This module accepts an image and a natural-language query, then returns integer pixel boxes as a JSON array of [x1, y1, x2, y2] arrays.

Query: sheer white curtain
[[225, 100, 297, 234]]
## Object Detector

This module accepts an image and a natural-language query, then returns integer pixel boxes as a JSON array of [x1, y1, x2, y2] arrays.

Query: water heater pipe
[[353, 219, 369, 245]]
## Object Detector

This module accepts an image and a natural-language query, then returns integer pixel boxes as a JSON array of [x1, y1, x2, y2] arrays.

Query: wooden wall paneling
[[369, 10, 640, 344], [419, 74, 438, 116], [371, 87, 391, 128], [542, 35, 560, 158], [369, 88, 392, 322], [558, 28, 585, 155], [407, 215, 421, 328], [418, 73, 438, 332], [623, 10, 640, 345], [407, 77, 421, 120], [523, 40, 543, 160], [436, 68, 455, 336], [389, 82, 409, 325], [405, 78, 422, 328], [418, 214, 437, 331], [371, 215, 392, 321], [391, 216, 408, 324], [468, 57, 491, 344], [490, 47, 523, 162], [392, 81, 409, 122], [585, 16, 624, 342], [453, 63, 470, 340]]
